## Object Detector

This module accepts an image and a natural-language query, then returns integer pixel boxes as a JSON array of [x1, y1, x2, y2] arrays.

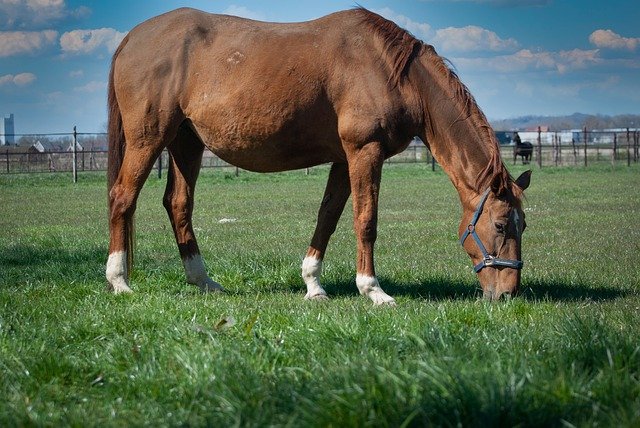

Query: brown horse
[[106, 7, 531, 303]]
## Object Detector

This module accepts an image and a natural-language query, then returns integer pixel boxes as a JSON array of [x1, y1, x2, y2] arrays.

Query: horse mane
[[355, 7, 424, 88], [422, 45, 514, 195], [356, 7, 513, 197]]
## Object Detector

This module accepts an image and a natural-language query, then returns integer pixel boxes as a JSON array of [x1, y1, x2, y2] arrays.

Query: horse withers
[[106, 7, 531, 304]]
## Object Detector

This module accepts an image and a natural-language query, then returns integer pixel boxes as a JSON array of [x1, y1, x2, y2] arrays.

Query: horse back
[[111, 8, 419, 170]]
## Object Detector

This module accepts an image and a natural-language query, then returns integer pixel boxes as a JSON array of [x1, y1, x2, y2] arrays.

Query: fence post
[[5, 150, 8, 173], [537, 126, 542, 168], [558, 133, 562, 165], [627, 128, 631, 167], [72, 126, 78, 183], [613, 133, 617, 165], [635, 130, 639, 163], [583, 126, 588, 167], [158, 150, 163, 179]]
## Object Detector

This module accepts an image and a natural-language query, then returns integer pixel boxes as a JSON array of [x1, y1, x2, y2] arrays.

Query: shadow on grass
[[0, 243, 106, 287], [1, 244, 631, 303], [319, 277, 629, 303]]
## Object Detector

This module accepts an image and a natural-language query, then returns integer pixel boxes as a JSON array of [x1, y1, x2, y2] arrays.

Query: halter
[[459, 189, 524, 273]]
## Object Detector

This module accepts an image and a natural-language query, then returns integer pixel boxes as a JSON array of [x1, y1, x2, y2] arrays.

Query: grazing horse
[[106, 7, 532, 303], [514, 141, 534, 165]]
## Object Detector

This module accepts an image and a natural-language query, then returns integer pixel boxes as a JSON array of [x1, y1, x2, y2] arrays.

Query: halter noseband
[[459, 189, 524, 273]]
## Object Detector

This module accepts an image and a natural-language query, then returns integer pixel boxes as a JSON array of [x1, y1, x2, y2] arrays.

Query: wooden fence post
[[537, 126, 542, 168], [558, 133, 562, 165], [612, 133, 617, 166], [627, 128, 631, 167], [583, 126, 588, 167], [158, 150, 163, 179], [72, 126, 78, 183]]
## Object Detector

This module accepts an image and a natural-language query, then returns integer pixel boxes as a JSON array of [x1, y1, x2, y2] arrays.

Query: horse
[[514, 141, 533, 165], [106, 7, 532, 304]]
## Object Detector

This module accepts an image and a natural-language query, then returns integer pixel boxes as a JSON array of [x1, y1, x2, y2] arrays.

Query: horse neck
[[410, 53, 500, 203]]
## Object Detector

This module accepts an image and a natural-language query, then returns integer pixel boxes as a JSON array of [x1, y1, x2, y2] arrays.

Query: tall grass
[[1, 164, 639, 426]]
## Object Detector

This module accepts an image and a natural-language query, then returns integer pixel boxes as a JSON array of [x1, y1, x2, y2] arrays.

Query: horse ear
[[490, 172, 508, 196], [514, 170, 531, 191]]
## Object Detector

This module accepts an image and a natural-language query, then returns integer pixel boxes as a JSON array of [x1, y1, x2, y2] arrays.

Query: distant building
[[1, 114, 15, 145], [66, 141, 83, 152]]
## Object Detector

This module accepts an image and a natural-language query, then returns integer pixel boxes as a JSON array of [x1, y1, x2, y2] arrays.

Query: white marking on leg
[[301, 256, 328, 300], [183, 254, 224, 292], [106, 251, 132, 294], [356, 274, 396, 306]]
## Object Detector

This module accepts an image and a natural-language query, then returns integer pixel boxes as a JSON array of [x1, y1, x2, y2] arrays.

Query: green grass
[[1, 163, 639, 427]]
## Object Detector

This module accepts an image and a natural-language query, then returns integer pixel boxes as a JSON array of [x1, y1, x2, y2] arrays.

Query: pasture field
[[1, 163, 639, 426]]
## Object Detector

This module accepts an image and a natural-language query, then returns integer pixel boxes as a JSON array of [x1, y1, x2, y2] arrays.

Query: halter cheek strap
[[459, 189, 524, 273]]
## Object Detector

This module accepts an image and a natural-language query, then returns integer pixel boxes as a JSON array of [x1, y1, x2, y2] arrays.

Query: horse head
[[459, 170, 531, 299]]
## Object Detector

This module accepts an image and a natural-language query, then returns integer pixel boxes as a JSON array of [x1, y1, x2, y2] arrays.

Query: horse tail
[[107, 36, 134, 277]]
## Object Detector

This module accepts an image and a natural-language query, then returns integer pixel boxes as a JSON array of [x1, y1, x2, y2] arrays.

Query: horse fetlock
[[106, 251, 131, 293], [302, 256, 327, 299]]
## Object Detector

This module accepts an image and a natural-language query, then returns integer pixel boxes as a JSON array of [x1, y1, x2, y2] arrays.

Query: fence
[[507, 127, 640, 168], [1, 128, 638, 178]]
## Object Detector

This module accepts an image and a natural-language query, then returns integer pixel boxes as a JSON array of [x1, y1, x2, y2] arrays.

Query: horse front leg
[[302, 162, 351, 300], [346, 142, 395, 306]]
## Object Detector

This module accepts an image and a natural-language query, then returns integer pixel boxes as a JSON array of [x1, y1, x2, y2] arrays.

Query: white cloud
[[589, 29, 639, 51], [420, 0, 551, 5], [433, 26, 519, 52], [454, 48, 600, 74], [0, 72, 36, 86], [69, 69, 83, 78], [0, 30, 57, 56], [60, 28, 127, 55], [0, 0, 89, 29], [222, 5, 265, 21], [373, 7, 432, 40], [556, 49, 601, 73], [74, 80, 105, 93]]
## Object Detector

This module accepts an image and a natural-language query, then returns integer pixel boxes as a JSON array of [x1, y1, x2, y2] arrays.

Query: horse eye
[[495, 223, 506, 234]]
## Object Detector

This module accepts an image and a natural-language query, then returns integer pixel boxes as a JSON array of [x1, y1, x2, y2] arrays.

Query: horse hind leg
[[302, 162, 351, 300], [164, 124, 222, 292], [107, 143, 166, 293]]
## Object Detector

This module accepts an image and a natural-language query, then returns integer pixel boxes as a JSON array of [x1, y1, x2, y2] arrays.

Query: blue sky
[[1, 0, 639, 134]]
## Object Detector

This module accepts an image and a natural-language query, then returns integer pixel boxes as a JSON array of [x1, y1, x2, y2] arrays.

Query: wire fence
[[1, 128, 638, 178]]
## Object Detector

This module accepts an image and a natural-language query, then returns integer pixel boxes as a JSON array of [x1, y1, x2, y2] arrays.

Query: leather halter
[[459, 189, 524, 273]]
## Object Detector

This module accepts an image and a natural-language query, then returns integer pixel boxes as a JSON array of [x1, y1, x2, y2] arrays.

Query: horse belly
[[189, 113, 344, 173], [184, 71, 343, 172]]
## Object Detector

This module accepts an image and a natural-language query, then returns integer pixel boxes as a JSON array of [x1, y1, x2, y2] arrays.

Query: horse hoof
[[305, 292, 329, 301], [198, 279, 225, 293], [368, 291, 396, 306], [108, 282, 133, 294]]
